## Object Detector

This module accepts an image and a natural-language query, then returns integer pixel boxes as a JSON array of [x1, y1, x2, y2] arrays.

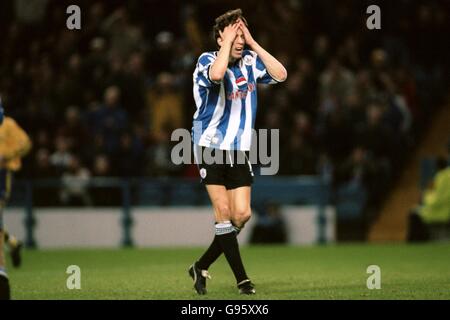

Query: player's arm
[[14, 124, 32, 157], [209, 23, 240, 82], [239, 22, 287, 82], [2, 119, 32, 160]]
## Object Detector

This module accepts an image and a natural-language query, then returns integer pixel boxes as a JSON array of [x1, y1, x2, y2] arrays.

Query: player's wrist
[[222, 38, 234, 47], [247, 40, 259, 51]]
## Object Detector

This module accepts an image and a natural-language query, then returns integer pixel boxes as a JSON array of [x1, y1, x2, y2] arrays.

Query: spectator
[[101, 7, 144, 60], [145, 125, 180, 177], [91, 154, 121, 206], [146, 72, 183, 140], [50, 135, 73, 174], [320, 58, 355, 106], [418, 158, 450, 226], [57, 106, 89, 155], [32, 148, 59, 206], [281, 135, 317, 175], [113, 132, 145, 177], [334, 147, 381, 199], [92, 154, 111, 177], [408, 157, 450, 241], [60, 156, 91, 207], [32, 148, 58, 179], [87, 85, 128, 154], [250, 203, 288, 244], [14, 0, 49, 25]]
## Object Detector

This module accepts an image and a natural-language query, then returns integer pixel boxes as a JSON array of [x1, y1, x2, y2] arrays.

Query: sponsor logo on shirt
[[227, 83, 256, 100]]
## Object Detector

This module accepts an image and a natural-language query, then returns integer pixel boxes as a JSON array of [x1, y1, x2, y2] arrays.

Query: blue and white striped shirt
[[192, 50, 280, 151]]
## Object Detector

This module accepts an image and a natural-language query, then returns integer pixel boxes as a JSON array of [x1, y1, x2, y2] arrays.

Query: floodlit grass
[[7, 243, 450, 300]]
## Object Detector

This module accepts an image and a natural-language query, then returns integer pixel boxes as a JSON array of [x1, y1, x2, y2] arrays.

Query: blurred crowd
[[0, 0, 449, 208]]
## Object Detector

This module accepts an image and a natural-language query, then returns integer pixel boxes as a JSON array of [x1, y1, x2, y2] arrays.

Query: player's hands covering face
[[238, 20, 255, 47], [219, 22, 240, 45]]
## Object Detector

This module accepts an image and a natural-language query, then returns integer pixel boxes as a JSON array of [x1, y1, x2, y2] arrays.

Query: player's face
[[230, 29, 245, 60]]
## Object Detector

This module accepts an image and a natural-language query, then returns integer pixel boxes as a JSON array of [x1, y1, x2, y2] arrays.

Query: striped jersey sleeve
[[252, 51, 281, 84], [193, 52, 220, 87]]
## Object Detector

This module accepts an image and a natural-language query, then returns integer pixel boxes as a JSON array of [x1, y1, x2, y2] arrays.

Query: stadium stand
[[1, 0, 449, 241]]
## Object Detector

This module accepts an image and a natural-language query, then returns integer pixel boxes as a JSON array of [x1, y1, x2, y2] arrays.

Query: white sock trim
[[215, 221, 234, 235]]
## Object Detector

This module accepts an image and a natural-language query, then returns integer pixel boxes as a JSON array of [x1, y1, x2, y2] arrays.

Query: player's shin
[[0, 230, 5, 269], [196, 224, 223, 270], [215, 221, 249, 284], [0, 205, 4, 268], [0, 228, 10, 300]]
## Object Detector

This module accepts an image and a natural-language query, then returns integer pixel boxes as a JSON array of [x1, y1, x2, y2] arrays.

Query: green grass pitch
[[6, 243, 450, 300]]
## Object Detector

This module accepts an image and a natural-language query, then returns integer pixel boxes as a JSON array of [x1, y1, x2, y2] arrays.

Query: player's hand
[[238, 21, 256, 47], [219, 22, 240, 45]]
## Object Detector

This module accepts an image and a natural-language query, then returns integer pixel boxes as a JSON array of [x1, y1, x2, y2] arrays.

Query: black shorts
[[194, 145, 254, 190]]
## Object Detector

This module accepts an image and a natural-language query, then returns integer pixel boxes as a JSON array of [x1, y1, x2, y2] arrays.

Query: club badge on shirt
[[243, 55, 253, 66], [200, 168, 207, 179]]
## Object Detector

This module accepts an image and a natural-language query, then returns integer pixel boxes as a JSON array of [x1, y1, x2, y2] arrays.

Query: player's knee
[[234, 207, 252, 225], [217, 203, 232, 220]]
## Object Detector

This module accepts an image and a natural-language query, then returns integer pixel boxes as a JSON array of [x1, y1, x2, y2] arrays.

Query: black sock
[[197, 222, 244, 270], [197, 235, 222, 270], [215, 222, 248, 284]]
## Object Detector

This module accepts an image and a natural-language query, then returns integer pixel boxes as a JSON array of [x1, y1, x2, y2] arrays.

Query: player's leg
[[204, 184, 250, 287], [190, 147, 252, 294], [0, 200, 11, 300], [194, 146, 227, 271], [189, 146, 228, 294], [4, 230, 22, 268], [227, 150, 253, 230], [194, 187, 251, 272], [228, 186, 252, 230], [190, 183, 251, 295], [2, 171, 22, 268], [227, 186, 255, 294], [222, 151, 255, 294], [189, 184, 230, 294]]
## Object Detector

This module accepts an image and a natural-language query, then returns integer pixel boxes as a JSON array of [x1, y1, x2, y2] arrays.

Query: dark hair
[[213, 8, 248, 42]]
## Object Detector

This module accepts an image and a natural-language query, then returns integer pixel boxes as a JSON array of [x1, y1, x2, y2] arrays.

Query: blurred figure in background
[[32, 148, 59, 207], [60, 156, 91, 207], [90, 154, 120, 206], [408, 155, 450, 242], [250, 202, 287, 244], [146, 72, 183, 140], [0, 99, 32, 299], [50, 135, 74, 175], [86, 86, 129, 155]]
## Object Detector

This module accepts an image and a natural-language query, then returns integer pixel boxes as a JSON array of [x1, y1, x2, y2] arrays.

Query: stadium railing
[[10, 176, 331, 247]]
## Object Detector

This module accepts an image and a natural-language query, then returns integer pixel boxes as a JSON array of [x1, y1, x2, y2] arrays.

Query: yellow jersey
[[0, 116, 32, 171]]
